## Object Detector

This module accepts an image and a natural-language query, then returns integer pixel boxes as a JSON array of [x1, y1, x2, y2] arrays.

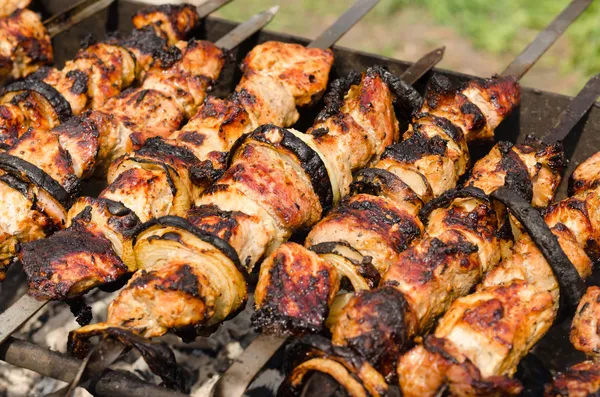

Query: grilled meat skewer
[[67, 66, 416, 349], [0, 8, 52, 84], [398, 146, 600, 396], [0, 4, 201, 149], [19, 40, 334, 295], [274, 78, 571, 396], [0, 5, 236, 279]]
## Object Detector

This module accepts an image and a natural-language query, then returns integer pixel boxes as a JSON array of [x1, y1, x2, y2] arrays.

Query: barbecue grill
[[0, 1, 599, 396]]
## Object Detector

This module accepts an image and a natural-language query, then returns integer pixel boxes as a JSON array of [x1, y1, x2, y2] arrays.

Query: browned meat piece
[[571, 286, 600, 359], [0, 9, 52, 82], [241, 41, 334, 106], [0, 0, 30, 17], [21, 197, 139, 299], [255, 75, 522, 354], [23, 39, 334, 302], [545, 360, 600, 396], [73, 67, 412, 343], [132, 4, 200, 45], [398, 155, 600, 396]]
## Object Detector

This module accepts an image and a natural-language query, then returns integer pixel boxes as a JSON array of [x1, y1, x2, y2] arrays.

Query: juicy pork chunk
[[254, 75, 522, 348], [0, 8, 52, 82], [71, 67, 408, 344], [0, 3, 203, 148], [21, 42, 334, 299], [0, 0, 30, 17], [397, 152, 600, 397]]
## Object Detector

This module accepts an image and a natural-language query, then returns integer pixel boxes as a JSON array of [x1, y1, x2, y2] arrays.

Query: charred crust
[[382, 131, 447, 164], [414, 112, 465, 145], [252, 250, 335, 335], [419, 186, 490, 224], [21, 223, 128, 300], [459, 99, 486, 131], [67, 297, 92, 326], [3, 79, 72, 123], [309, 241, 380, 288], [137, 137, 200, 166], [367, 65, 423, 116], [424, 74, 454, 109], [523, 134, 567, 171], [315, 70, 362, 122], [132, 215, 243, 272], [497, 141, 533, 202], [237, 125, 333, 212], [126, 157, 178, 197], [0, 152, 73, 208], [491, 186, 585, 309], [118, 26, 168, 57], [186, 204, 241, 243], [189, 159, 226, 189], [340, 286, 413, 375], [155, 45, 182, 69], [65, 70, 89, 95]]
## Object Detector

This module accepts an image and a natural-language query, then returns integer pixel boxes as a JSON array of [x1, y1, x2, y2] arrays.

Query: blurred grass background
[[216, 0, 599, 95]]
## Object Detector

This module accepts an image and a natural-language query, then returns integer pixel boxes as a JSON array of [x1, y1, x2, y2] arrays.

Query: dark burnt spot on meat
[[137, 137, 200, 167], [459, 99, 486, 131], [367, 65, 423, 116], [66, 70, 89, 95], [443, 203, 497, 239], [155, 264, 201, 299], [386, 236, 478, 285], [414, 112, 465, 146], [179, 131, 205, 146], [155, 45, 182, 69], [186, 204, 245, 244], [497, 141, 533, 202], [190, 159, 225, 189], [21, 223, 128, 299], [252, 251, 335, 335], [234, 88, 257, 105], [4, 79, 72, 123], [381, 132, 447, 164], [316, 70, 362, 122], [340, 286, 413, 376], [118, 26, 167, 57], [334, 196, 421, 253], [310, 127, 329, 138], [523, 134, 567, 171], [423, 336, 460, 364], [424, 74, 454, 109], [463, 298, 506, 333]]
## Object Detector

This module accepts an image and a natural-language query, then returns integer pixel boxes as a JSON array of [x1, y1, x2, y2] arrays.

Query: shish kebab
[[0, 0, 117, 85], [28, 0, 380, 319], [0, 5, 280, 341], [0, 0, 379, 344], [9, 0, 383, 390], [0, 2, 252, 280], [0, 0, 233, 149], [239, 1, 592, 396], [397, 75, 600, 397], [64, 54, 440, 390]]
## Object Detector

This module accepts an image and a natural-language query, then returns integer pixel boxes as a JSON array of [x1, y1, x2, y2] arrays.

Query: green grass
[[218, 0, 599, 88], [385, 0, 600, 78]]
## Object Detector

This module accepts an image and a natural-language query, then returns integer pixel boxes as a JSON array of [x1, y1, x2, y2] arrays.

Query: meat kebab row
[[0, 4, 205, 148], [32, 62, 417, 343]]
